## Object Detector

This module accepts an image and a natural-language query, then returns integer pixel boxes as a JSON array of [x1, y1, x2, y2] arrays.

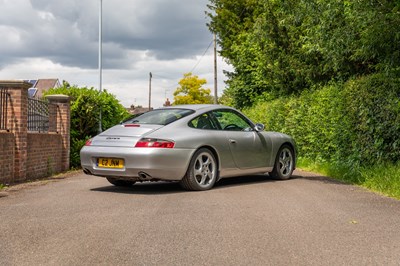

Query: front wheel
[[180, 148, 218, 191], [106, 177, 136, 187], [269, 145, 295, 180]]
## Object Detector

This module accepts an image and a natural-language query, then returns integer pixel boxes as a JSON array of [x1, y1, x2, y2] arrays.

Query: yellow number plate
[[98, 158, 124, 169]]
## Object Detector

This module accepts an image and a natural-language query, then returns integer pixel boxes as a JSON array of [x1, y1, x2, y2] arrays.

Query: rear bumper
[[80, 146, 195, 181]]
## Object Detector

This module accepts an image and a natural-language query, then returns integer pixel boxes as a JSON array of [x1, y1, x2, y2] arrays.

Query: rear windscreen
[[123, 109, 194, 126]]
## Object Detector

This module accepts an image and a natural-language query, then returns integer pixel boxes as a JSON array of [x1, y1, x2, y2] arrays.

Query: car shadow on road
[[91, 181, 185, 195], [293, 169, 349, 185], [90, 174, 301, 195], [214, 174, 278, 190]]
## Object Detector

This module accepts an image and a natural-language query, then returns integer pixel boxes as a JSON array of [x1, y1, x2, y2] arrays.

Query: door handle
[[229, 139, 236, 144]]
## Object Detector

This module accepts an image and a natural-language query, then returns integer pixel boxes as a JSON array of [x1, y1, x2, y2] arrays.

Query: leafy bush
[[341, 73, 400, 165], [244, 73, 400, 167], [45, 84, 129, 168]]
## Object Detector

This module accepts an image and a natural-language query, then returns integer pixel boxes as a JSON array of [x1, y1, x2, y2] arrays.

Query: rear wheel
[[106, 177, 136, 187], [180, 148, 218, 191], [269, 145, 294, 180]]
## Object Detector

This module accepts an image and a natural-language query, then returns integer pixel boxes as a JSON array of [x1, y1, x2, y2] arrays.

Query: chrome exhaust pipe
[[138, 171, 152, 180], [83, 168, 92, 175]]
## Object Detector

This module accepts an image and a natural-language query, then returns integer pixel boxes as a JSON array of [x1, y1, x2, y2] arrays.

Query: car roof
[[159, 104, 233, 112]]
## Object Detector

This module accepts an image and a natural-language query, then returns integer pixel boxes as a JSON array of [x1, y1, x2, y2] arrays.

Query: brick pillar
[[46, 95, 70, 171], [48, 102, 58, 133], [1, 80, 31, 182]]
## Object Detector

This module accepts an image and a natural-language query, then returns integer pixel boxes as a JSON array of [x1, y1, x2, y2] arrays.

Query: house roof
[[26, 79, 61, 98], [35, 79, 60, 90]]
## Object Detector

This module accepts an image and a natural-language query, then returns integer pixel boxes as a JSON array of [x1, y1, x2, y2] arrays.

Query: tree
[[45, 84, 129, 168], [173, 73, 213, 105], [207, 0, 400, 108]]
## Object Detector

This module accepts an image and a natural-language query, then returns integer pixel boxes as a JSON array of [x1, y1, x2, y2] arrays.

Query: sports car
[[80, 104, 296, 191]]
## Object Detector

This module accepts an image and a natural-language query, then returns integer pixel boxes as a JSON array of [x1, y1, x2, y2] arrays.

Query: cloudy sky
[[0, 0, 232, 108]]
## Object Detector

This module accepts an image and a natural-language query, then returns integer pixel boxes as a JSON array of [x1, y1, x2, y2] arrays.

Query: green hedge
[[244, 73, 400, 167], [45, 85, 130, 168]]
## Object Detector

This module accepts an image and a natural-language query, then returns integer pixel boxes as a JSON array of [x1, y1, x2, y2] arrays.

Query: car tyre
[[180, 148, 218, 191], [106, 177, 136, 187], [269, 145, 294, 180]]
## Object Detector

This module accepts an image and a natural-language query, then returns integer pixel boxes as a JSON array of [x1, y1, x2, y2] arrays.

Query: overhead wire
[[149, 3, 247, 103], [189, 39, 214, 74], [151, 37, 215, 98]]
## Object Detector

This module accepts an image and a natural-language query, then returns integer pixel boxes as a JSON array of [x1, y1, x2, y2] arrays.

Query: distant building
[[163, 98, 171, 107], [25, 79, 61, 99], [127, 105, 152, 115], [126, 98, 171, 114]]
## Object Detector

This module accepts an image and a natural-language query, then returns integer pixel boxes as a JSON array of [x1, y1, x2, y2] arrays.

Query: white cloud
[[0, 0, 233, 109], [37, 11, 55, 21]]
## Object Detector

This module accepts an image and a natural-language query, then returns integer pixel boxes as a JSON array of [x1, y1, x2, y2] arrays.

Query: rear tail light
[[135, 138, 175, 148], [85, 139, 92, 146], [124, 124, 140, 127]]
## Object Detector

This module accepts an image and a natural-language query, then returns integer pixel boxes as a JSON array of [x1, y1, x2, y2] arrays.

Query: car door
[[211, 109, 268, 169], [188, 112, 237, 171]]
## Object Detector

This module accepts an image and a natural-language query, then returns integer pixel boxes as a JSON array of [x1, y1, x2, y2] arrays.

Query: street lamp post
[[213, 33, 218, 104], [148, 72, 152, 111], [98, 0, 103, 133]]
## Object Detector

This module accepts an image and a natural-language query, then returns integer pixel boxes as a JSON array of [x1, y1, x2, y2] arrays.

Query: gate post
[[46, 95, 70, 171]]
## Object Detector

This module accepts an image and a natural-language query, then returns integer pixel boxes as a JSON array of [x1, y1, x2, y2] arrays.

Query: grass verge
[[0, 169, 81, 194], [298, 157, 400, 200]]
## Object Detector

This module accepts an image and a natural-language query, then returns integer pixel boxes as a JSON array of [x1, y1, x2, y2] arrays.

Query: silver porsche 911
[[80, 104, 296, 191]]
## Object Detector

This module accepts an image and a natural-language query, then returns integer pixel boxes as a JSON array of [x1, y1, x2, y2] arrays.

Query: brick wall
[[0, 132, 15, 184], [0, 81, 70, 184], [26, 133, 63, 179]]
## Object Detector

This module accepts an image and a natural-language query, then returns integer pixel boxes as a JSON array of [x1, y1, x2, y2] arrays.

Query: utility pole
[[98, 0, 103, 133], [213, 33, 218, 104], [148, 72, 152, 111]]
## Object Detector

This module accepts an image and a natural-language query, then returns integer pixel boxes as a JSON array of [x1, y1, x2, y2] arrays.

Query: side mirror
[[254, 123, 265, 132]]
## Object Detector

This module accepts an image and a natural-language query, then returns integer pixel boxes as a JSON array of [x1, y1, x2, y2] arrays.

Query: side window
[[189, 113, 218, 130], [212, 110, 253, 131]]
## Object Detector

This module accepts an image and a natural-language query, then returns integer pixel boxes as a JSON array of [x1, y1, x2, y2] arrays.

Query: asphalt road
[[1, 170, 400, 266]]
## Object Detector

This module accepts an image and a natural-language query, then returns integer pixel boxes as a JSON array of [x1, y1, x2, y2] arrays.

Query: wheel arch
[[196, 145, 221, 177], [180, 145, 220, 191], [280, 141, 297, 170]]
